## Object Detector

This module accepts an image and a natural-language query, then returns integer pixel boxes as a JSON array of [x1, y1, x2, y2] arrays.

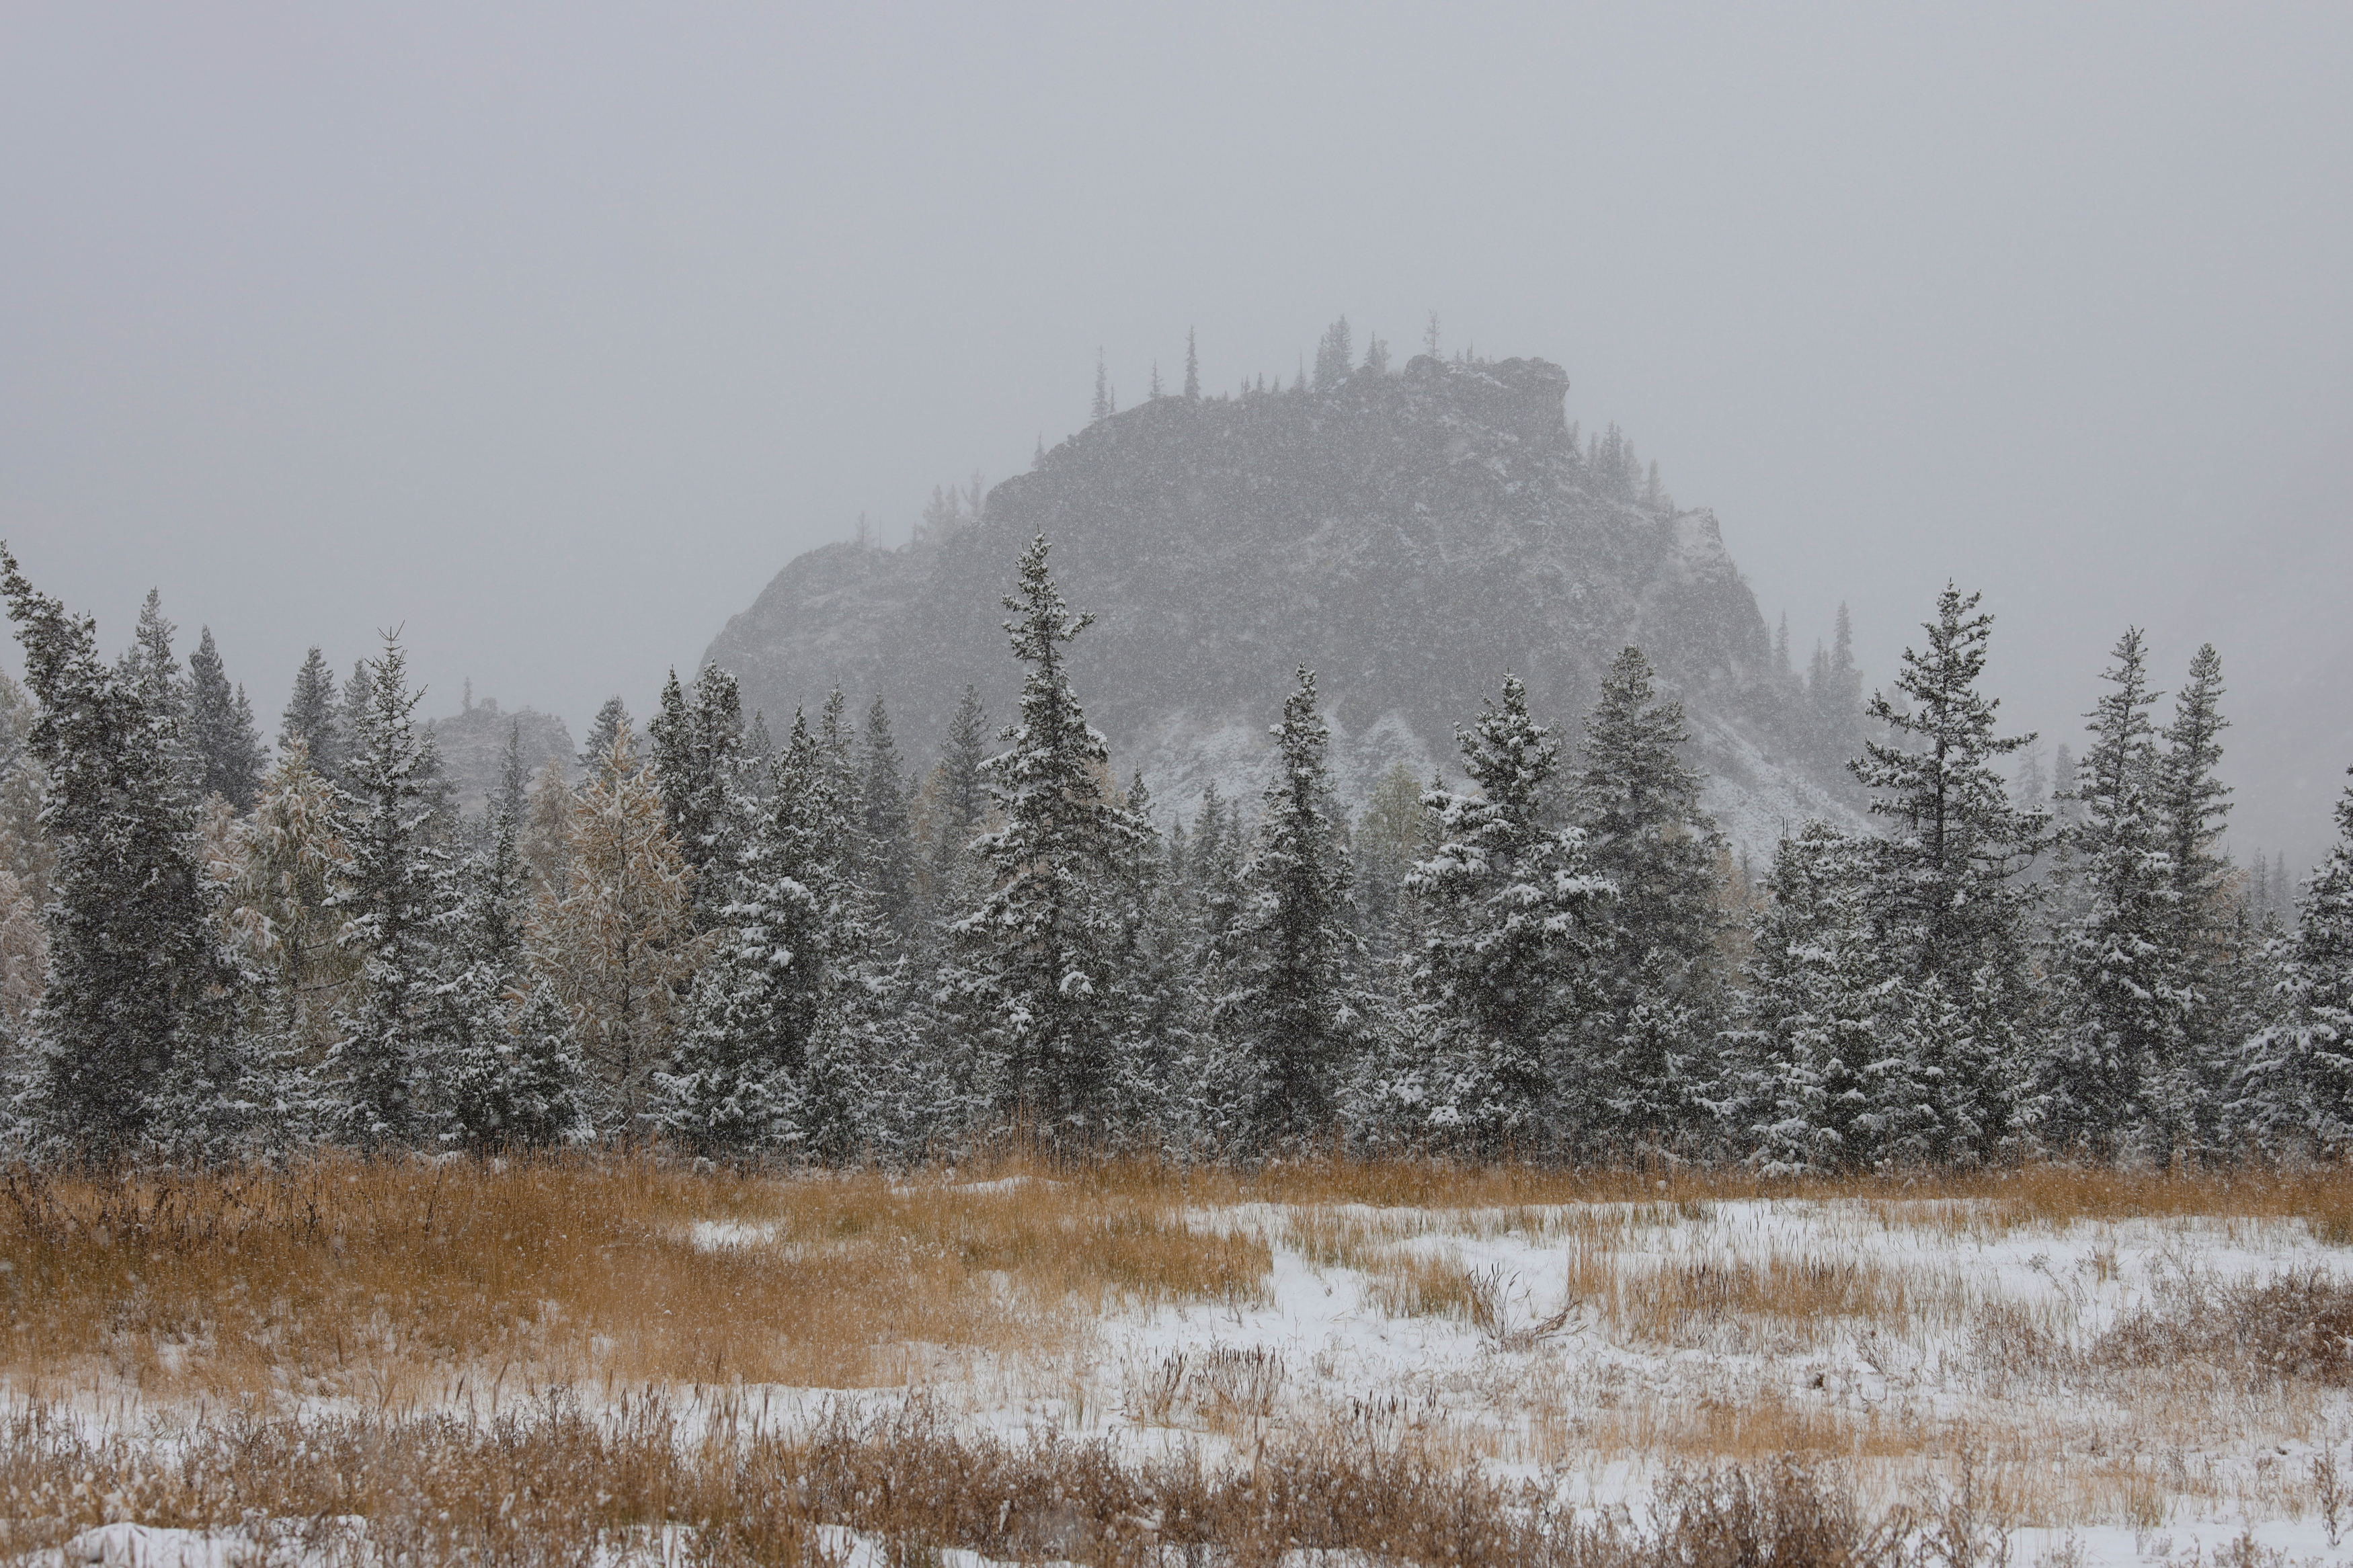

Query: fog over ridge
[[1, 3, 2348, 861]]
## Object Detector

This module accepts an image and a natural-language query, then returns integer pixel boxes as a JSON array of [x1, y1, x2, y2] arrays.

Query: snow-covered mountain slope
[[705, 354, 1862, 857]]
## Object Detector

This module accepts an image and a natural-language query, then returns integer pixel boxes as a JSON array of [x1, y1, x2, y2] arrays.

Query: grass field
[[7, 1153, 2353, 1565]]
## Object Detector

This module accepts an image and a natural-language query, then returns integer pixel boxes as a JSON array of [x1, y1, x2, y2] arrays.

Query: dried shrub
[[2099, 1267, 2353, 1387], [1648, 1458, 1912, 1568]]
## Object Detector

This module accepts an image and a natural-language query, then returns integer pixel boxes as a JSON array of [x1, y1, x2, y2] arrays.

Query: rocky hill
[[424, 696, 575, 814], [705, 354, 1860, 858]]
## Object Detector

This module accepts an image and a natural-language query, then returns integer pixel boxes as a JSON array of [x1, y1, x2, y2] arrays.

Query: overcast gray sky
[[3, 3, 2349, 856]]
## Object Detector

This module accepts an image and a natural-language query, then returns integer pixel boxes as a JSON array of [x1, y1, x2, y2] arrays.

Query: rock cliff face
[[705, 354, 1856, 855]]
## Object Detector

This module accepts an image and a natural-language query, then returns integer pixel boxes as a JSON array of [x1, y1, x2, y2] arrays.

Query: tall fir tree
[[1849, 585, 2047, 1159], [280, 648, 342, 780], [647, 663, 748, 925], [666, 708, 877, 1157], [335, 660, 376, 783], [578, 697, 631, 780], [0, 548, 245, 1149], [959, 536, 1142, 1137], [2040, 630, 2184, 1158], [1572, 646, 1729, 1143], [1736, 824, 1887, 1172], [2157, 642, 2237, 1151], [325, 634, 453, 1147], [1215, 668, 1364, 1142], [1183, 328, 1201, 400], [116, 589, 196, 798], [1388, 674, 1614, 1148], [185, 628, 266, 809]]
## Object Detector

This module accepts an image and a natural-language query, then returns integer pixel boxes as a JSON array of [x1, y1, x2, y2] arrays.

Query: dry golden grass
[[12, 1148, 2353, 1551], [1199, 1153, 2353, 1235], [0, 1391, 1940, 1568], [0, 1152, 1268, 1405]]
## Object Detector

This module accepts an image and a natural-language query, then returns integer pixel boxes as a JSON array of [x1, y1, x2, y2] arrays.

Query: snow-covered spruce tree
[[528, 725, 701, 1137], [1570, 645, 1729, 1147], [324, 634, 456, 1147], [279, 647, 342, 778], [649, 662, 749, 927], [1850, 584, 2047, 1161], [577, 697, 630, 780], [662, 710, 867, 1157], [1185, 783, 1247, 964], [958, 535, 1142, 1140], [486, 980, 595, 1147], [2155, 643, 2240, 1151], [1733, 823, 1888, 1173], [1215, 667, 1365, 1143], [333, 660, 376, 784], [1099, 772, 1210, 1146], [2039, 629, 2184, 1159], [447, 725, 589, 1148], [2235, 770, 2353, 1153], [116, 590, 188, 772], [1166, 782, 1257, 1149], [858, 696, 919, 948], [186, 628, 266, 811], [0, 548, 246, 1151], [1385, 674, 1614, 1151]]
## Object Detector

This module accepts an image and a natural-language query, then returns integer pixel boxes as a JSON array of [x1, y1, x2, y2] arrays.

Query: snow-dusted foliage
[[1, 439, 2344, 1166], [526, 726, 701, 1135], [1373, 675, 1613, 1150], [1212, 667, 1366, 1142], [322, 635, 458, 1148], [0, 548, 247, 1152], [957, 536, 1146, 1141], [2041, 630, 2185, 1157], [1571, 646, 1730, 1146], [2237, 772, 2353, 1151]]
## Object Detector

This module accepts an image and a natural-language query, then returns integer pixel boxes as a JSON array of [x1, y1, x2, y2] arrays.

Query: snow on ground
[[23, 1194, 2353, 1567], [902, 1194, 2353, 1567]]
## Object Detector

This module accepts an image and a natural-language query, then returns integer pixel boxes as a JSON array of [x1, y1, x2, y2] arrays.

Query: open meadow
[[7, 1155, 2353, 1566]]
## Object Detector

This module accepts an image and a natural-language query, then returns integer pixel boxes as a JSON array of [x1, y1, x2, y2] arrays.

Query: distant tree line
[[0, 535, 2348, 1167]]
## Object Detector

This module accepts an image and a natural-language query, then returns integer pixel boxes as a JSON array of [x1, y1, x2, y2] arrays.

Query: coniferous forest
[[1, 531, 2348, 1170]]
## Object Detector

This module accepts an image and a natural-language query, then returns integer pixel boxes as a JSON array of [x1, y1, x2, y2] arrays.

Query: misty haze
[[1, 7, 2351, 1566]]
